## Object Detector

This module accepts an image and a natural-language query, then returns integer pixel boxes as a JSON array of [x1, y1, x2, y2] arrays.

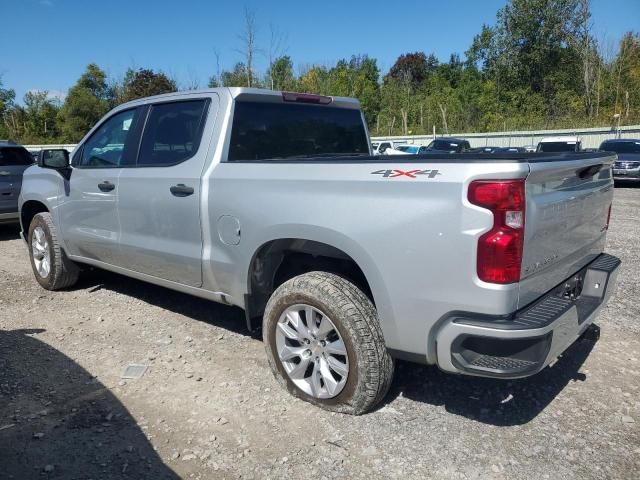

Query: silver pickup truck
[[19, 88, 620, 414]]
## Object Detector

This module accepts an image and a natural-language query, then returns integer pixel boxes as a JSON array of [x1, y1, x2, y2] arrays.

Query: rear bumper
[[434, 253, 620, 378]]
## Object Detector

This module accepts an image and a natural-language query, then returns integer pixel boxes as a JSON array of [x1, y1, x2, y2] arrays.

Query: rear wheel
[[28, 212, 79, 290], [263, 271, 394, 415]]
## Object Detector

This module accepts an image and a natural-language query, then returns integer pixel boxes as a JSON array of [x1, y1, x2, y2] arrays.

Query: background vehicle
[[373, 141, 405, 155], [20, 88, 620, 415], [600, 139, 640, 181], [467, 146, 526, 154], [537, 136, 582, 152], [468, 146, 500, 153], [494, 146, 527, 153], [0, 141, 34, 224], [384, 144, 429, 155], [424, 137, 471, 153]]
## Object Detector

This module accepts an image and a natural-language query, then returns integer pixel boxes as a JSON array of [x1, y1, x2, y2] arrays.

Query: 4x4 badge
[[371, 169, 441, 179]]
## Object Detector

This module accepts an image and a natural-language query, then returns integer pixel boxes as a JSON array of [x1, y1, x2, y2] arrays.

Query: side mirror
[[38, 149, 70, 169], [38, 149, 72, 180]]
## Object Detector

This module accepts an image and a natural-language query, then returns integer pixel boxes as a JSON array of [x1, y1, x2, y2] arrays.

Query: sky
[[1, 0, 639, 103]]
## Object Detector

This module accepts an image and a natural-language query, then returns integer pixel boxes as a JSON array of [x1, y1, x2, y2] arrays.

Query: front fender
[[19, 166, 64, 239]]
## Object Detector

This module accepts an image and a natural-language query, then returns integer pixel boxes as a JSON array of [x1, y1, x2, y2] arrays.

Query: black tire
[[28, 212, 79, 290], [263, 271, 394, 415]]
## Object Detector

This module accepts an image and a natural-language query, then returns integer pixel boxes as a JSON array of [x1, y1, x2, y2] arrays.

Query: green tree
[[58, 64, 111, 142], [267, 56, 296, 91], [466, 0, 597, 127], [118, 68, 177, 103], [388, 52, 438, 87], [21, 91, 61, 143], [216, 63, 255, 88], [297, 65, 330, 94], [0, 79, 16, 139], [613, 32, 640, 121]]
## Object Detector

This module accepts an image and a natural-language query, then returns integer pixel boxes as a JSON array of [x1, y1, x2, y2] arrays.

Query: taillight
[[606, 204, 612, 229], [468, 179, 526, 284], [282, 92, 332, 105]]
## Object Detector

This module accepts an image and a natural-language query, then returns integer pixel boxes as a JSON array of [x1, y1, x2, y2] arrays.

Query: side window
[[80, 109, 138, 167], [138, 100, 208, 166]]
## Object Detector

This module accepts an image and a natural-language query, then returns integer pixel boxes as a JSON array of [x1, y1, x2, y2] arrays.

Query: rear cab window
[[537, 142, 579, 153], [138, 100, 209, 166], [0, 147, 34, 166], [227, 101, 369, 161]]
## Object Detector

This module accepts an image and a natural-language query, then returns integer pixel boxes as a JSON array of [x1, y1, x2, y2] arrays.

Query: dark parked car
[[600, 139, 640, 182], [0, 141, 35, 224], [424, 137, 471, 153], [494, 146, 527, 153], [470, 146, 528, 153], [467, 146, 500, 153]]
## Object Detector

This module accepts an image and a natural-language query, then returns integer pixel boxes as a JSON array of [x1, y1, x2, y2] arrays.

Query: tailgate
[[518, 153, 615, 308]]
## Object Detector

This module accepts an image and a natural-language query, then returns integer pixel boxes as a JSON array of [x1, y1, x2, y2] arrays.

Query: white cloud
[[26, 89, 67, 102], [46, 90, 66, 102]]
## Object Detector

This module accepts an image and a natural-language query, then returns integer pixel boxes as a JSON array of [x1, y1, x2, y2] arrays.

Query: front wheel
[[28, 212, 79, 290], [263, 271, 394, 415]]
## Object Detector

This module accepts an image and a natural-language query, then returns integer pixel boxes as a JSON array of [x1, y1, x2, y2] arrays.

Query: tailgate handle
[[577, 164, 603, 179]]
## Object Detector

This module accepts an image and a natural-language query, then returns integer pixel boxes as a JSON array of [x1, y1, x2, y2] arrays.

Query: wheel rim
[[275, 304, 349, 399], [31, 226, 51, 278]]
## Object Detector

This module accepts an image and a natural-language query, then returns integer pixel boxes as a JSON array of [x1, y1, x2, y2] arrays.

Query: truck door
[[117, 96, 216, 287], [58, 107, 142, 264]]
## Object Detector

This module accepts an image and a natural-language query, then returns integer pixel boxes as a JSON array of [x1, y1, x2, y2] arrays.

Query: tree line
[[1, 0, 639, 144]]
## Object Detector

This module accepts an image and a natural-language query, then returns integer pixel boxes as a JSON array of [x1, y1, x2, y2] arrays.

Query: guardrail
[[23, 124, 640, 153], [371, 125, 640, 149]]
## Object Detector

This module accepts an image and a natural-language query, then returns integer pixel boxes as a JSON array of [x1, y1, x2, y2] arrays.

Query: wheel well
[[245, 239, 373, 331], [20, 201, 49, 236]]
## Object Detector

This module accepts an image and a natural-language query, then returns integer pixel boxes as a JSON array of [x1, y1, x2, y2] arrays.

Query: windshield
[[426, 140, 461, 152], [537, 141, 579, 152], [228, 101, 369, 161], [395, 145, 419, 153], [601, 141, 640, 154]]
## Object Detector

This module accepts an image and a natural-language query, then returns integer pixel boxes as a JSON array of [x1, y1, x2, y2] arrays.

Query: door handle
[[170, 184, 194, 197], [0, 171, 10, 176], [98, 181, 115, 192]]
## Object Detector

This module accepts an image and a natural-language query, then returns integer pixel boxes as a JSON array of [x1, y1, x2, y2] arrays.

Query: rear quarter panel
[[205, 159, 530, 358]]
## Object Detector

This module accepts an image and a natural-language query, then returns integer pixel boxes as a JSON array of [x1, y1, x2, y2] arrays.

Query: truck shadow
[[72, 268, 598, 427], [0, 328, 179, 480], [0, 223, 21, 241], [75, 268, 250, 337], [384, 327, 598, 426]]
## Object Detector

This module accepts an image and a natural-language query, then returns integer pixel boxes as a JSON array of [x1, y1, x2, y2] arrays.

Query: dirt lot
[[1, 186, 639, 480]]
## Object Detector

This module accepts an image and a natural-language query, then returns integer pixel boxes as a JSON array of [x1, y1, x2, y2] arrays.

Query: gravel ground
[[1, 186, 639, 480]]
